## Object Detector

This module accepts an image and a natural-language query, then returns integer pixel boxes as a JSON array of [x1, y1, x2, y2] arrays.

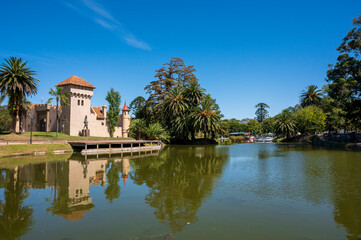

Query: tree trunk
[[56, 98, 59, 137]]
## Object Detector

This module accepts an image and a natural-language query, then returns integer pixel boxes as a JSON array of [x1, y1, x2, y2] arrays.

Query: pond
[[0, 144, 360, 240]]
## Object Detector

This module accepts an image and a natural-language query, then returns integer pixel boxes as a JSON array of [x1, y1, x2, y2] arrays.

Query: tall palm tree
[[300, 85, 323, 107], [0, 57, 38, 133], [47, 86, 69, 137], [191, 95, 222, 142], [164, 86, 188, 115], [18, 97, 32, 133], [275, 112, 296, 138]]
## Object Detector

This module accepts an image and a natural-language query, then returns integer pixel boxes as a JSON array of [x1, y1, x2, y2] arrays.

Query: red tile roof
[[122, 101, 129, 111], [55, 76, 96, 89], [92, 107, 105, 119]]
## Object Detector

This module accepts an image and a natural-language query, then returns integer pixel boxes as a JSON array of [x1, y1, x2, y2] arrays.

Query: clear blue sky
[[0, 0, 359, 119]]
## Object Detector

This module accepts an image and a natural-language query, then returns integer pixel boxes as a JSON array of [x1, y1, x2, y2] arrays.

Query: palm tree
[[145, 122, 168, 141], [47, 86, 69, 137], [275, 112, 296, 138], [130, 118, 147, 139], [184, 81, 205, 107], [164, 86, 188, 115], [300, 85, 323, 107], [255, 103, 270, 123], [0, 57, 38, 133], [18, 97, 32, 133], [191, 95, 222, 142]]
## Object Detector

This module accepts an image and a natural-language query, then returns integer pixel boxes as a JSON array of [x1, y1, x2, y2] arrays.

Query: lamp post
[[30, 117, 33, 144]]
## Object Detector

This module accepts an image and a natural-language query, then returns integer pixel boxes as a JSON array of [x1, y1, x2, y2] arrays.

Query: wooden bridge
[[67, 139, 164, 155]]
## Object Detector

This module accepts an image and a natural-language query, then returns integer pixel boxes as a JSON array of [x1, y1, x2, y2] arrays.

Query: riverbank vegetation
[[0, 143, 72, 158], [130, 58, 223, 144]]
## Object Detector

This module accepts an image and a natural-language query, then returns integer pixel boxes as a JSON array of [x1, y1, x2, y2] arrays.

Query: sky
[[0, 0, 360, 119]]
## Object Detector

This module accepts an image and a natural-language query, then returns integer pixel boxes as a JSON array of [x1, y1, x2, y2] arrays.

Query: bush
[[0, 107, 11, 132], [229, 135, 244, 143]]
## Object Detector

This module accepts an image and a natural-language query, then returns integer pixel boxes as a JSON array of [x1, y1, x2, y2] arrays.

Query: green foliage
[[221, 118, 247, 134], [275, 109, 296, 138], [105, 88, 121, 137], [300, 85, 323, 107], [0, 57, 38, 133], [129, 96, 147, 119], [294, 106, 326, 134], [245, 119, 262, 134], [255, 103, 269, 123], [325, 15, 361, 131], [47, 86, 69, 136], [129, 118, 147, 139], [0, 107, 12, 132], [145, 122, 169, 141], [262, 117, 276, 133]]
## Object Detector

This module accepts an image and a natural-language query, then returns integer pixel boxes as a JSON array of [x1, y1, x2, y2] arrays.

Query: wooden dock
[[67, 139, 164, 155]]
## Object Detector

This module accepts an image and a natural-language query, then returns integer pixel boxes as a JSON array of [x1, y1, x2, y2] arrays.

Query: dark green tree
[[0, 57, 38, 133], [300, 85, 323, 107], [255, 103, 269, 123], [106, 88, 121, 137]]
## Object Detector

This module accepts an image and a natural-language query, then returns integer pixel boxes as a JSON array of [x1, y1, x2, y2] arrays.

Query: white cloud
[[64, 0, 151, 51]]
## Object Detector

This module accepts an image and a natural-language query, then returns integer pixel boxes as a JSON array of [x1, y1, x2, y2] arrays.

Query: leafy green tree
[[105, 161, 121, 203], [326, 15, 361, 131], [245, 119, 262, 134], [255, 103, 269, 123], [262, 117, 276, 133], [275, 110, 296, 138], [146, 122, 169, 141], [47, 86, 69, 137], [129, 96, 147, 119], [294, 106, 326, 134], [0, 106, 11, 132], [130, 118, 147, 139], [105, 88, 121, 137], [0, 57, 38, 133], [300, 85, 323, 107], [145, 58, 197, 122]]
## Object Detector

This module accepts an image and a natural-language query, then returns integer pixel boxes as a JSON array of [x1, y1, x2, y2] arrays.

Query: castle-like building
[[25, 76, 130, 138]]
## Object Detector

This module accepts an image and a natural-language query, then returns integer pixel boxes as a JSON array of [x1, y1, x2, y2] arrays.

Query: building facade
[[25, 76, 130, 138]]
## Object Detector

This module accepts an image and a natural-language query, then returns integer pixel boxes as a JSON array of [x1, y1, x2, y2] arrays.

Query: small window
[[78, 100, 80, 105], [81, 100, 84, 106]]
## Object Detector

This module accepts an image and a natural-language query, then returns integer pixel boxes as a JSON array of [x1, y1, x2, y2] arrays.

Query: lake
[[0, 144, 360, 240]]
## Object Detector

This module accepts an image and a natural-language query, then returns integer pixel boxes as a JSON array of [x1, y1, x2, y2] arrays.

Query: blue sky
[[0, 0, 359, 119]]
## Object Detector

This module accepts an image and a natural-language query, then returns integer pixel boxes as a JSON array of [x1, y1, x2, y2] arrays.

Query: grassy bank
[[0, 131, 128, 141], [0, 143, 73, 158], [0, 152, 72, 168]]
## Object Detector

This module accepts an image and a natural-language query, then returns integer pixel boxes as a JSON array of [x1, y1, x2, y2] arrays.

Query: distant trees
[[0, 57, 38, 133], [106, 88, 121, 137], [255, 103, 269, 123], [47, 86, 69, 137]]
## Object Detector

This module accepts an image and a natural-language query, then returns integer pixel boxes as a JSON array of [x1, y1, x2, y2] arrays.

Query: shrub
[[229, 135, 244, 143]]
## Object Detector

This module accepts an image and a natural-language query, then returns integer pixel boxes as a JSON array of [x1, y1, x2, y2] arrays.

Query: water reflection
[[0, 169, 33, 240], [130, 146, 229, 232]]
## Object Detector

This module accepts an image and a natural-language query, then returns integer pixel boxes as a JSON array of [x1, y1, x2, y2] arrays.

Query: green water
[[0, 144, 360, 240]]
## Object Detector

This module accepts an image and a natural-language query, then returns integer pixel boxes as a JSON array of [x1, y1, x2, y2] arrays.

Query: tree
[[326, 15, 361, 131], [0, 57, 38, 133], [294, 106, 326, 134], [255, 103, 269, 123], [144, 58, 197, 122], [184, 81, 205, 107], [275, 110, 296, 138], [300, 85, 323, 107], [47, 86, 69, 137], [245, 119, 262, 134], [145, 122, 169, 141], [129, 96, 147, 119], [106, 88, 121, 137], [262, 117, 276, 133], [191, 95, 222, 142], [130, 118, 147, 139], [0, 106, 11, 132]]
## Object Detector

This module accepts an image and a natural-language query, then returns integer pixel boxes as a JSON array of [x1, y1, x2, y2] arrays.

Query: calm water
[[0, 144, 361, 240]]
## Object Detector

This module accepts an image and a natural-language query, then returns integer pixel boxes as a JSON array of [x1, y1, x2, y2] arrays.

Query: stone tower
[[56, 76, 95, 136], [121, 101, 130, 138]]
